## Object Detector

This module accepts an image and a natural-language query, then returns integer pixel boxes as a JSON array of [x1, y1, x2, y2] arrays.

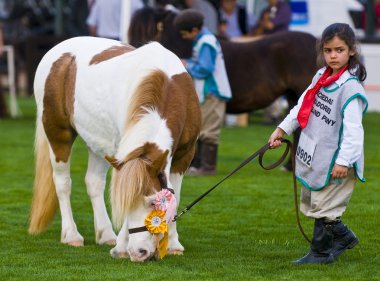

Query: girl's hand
[[331, 164, 348, 179], [268, 127, 285, 148]]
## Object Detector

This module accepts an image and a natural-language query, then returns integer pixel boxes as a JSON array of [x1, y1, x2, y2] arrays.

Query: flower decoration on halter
[[143, 188, 177, 259], [145, 209, 168, 234], [144, 209, 168, 259], [154, 189, 177, 223]]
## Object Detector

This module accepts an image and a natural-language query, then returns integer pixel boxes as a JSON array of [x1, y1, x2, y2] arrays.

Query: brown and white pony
[[29, 37, 201, 262]]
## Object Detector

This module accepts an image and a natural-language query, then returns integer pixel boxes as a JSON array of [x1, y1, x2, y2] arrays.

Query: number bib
[[296, 134, 316, 168]]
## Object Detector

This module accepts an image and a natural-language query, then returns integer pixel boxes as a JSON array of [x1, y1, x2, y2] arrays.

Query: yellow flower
[[144, 210, 168, 234]]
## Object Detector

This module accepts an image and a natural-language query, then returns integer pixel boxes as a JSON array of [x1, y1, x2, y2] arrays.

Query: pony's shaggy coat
[[29, 37, 200, 260]]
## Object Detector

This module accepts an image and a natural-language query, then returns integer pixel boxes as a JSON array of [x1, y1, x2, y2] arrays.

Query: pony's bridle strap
[[129, 226, 148, 234], [158, 172, 174, 193]]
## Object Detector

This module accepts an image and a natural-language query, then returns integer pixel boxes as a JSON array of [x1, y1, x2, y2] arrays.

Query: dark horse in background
[[129, 7, 318, 169]]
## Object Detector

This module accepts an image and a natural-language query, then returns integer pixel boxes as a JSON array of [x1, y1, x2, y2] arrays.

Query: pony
[[128, 7, 318, 169], [29, 36, 201, 262]]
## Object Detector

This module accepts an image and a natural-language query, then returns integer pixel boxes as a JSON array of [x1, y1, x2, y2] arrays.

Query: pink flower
[[155, 189, 177, 223]]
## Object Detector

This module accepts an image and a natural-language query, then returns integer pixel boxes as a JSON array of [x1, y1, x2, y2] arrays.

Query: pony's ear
[[123, 143, 169, 175], [142, 143, 169, 176], [148, 150, 169, 177]]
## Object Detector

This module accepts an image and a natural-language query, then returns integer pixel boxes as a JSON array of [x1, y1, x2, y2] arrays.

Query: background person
[[251, 0, 292, 36], [173, 9, 232, 176], [218, 0, 257, 127], [183, 0, 219, 34], [269, 23, 367, 264], [218, 0, 256, 38], [86, 0, 122, 40], [251, 0, 292, 125], [0, 26, 7, 118]]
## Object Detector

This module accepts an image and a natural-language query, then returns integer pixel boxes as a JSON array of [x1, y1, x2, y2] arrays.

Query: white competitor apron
[[296, 73, 368, 190]]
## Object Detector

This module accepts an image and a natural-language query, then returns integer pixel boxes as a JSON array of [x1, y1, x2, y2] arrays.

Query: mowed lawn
[[0, 98, 379, 281]]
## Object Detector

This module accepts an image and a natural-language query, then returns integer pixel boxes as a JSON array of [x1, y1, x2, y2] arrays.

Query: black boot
[[189, 140, 202, 169], [0, 86, 8, 118], [331, 219, 359, 258], [293, 219, 335, 264], [201, 143, 217, 175], [187, 143, 217, 176]]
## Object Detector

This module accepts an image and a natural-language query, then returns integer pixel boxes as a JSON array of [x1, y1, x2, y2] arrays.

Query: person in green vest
[[174, 9, 232, 176]]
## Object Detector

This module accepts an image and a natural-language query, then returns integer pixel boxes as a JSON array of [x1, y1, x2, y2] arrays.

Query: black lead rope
[[174, 138, 311, 244]]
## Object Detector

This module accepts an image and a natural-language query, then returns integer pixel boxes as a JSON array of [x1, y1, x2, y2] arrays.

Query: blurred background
[[0, 0, 378, 117]]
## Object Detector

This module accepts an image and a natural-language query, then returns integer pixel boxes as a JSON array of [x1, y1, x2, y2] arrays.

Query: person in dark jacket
[[251, 0, 291, 36], [218, 0, 256, 38]]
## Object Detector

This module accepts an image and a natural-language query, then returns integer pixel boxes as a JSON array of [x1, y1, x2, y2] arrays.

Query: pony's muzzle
[[129, 247, 155, 262]]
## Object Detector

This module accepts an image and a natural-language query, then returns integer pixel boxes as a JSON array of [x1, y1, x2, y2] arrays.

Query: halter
[[127, 171, 175, 259], [128, 172, 174, 235], [105, 154, 174, 259]]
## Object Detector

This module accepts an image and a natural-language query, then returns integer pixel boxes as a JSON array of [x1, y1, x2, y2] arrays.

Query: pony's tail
[[28, 116, 58, 234]]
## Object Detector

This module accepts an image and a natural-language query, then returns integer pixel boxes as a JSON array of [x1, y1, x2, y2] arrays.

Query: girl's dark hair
[[317, 23, 367, 81]]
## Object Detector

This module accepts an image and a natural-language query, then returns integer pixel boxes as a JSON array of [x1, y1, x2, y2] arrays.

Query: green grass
[[0, 98, 379, 280]]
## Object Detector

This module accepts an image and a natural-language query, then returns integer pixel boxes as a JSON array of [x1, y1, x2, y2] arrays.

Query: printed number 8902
[[296, 146, 312, 167]]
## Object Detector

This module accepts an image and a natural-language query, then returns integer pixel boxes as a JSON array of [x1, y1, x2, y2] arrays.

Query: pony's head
[[109, 69, 181, 262], [128, 6, 192, 58], [110, 142, 171, 262]]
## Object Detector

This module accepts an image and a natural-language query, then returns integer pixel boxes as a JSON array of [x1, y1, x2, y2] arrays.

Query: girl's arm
[[268, 86, 311, 148], [333, 97, 365, 179]]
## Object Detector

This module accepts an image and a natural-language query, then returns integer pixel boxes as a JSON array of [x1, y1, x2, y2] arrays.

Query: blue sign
[[290, 0, 309, 25]]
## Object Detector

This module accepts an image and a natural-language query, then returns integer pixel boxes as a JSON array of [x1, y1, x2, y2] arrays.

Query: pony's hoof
[[66, 240, 84, 247], [96, 229, 117, 245], [102, 239, 116, 246], [167, 240, 184, 255], [167, 249, 184, 255], [110, 248, 129, 259]]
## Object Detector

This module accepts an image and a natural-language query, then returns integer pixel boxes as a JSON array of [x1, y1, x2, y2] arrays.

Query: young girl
[[268, 23, 368, 264]]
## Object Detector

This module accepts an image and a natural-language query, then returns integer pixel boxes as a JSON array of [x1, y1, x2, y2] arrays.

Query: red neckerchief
[[297, 65, 348, 129]]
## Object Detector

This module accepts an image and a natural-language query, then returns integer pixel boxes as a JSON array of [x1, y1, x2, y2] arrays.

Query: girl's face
[[323, 36, 355, 75]]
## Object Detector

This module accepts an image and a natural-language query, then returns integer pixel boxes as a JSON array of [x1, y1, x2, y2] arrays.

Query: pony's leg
[[85, 149, 117, 245], [50, 151, 84, 246], [167, 173, 185, 255], [110, 219, 129, 259]]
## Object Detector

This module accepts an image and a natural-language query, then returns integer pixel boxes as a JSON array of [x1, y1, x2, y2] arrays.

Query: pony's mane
[[110, 70, 170, 229], [125, 69, 167, 129]]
